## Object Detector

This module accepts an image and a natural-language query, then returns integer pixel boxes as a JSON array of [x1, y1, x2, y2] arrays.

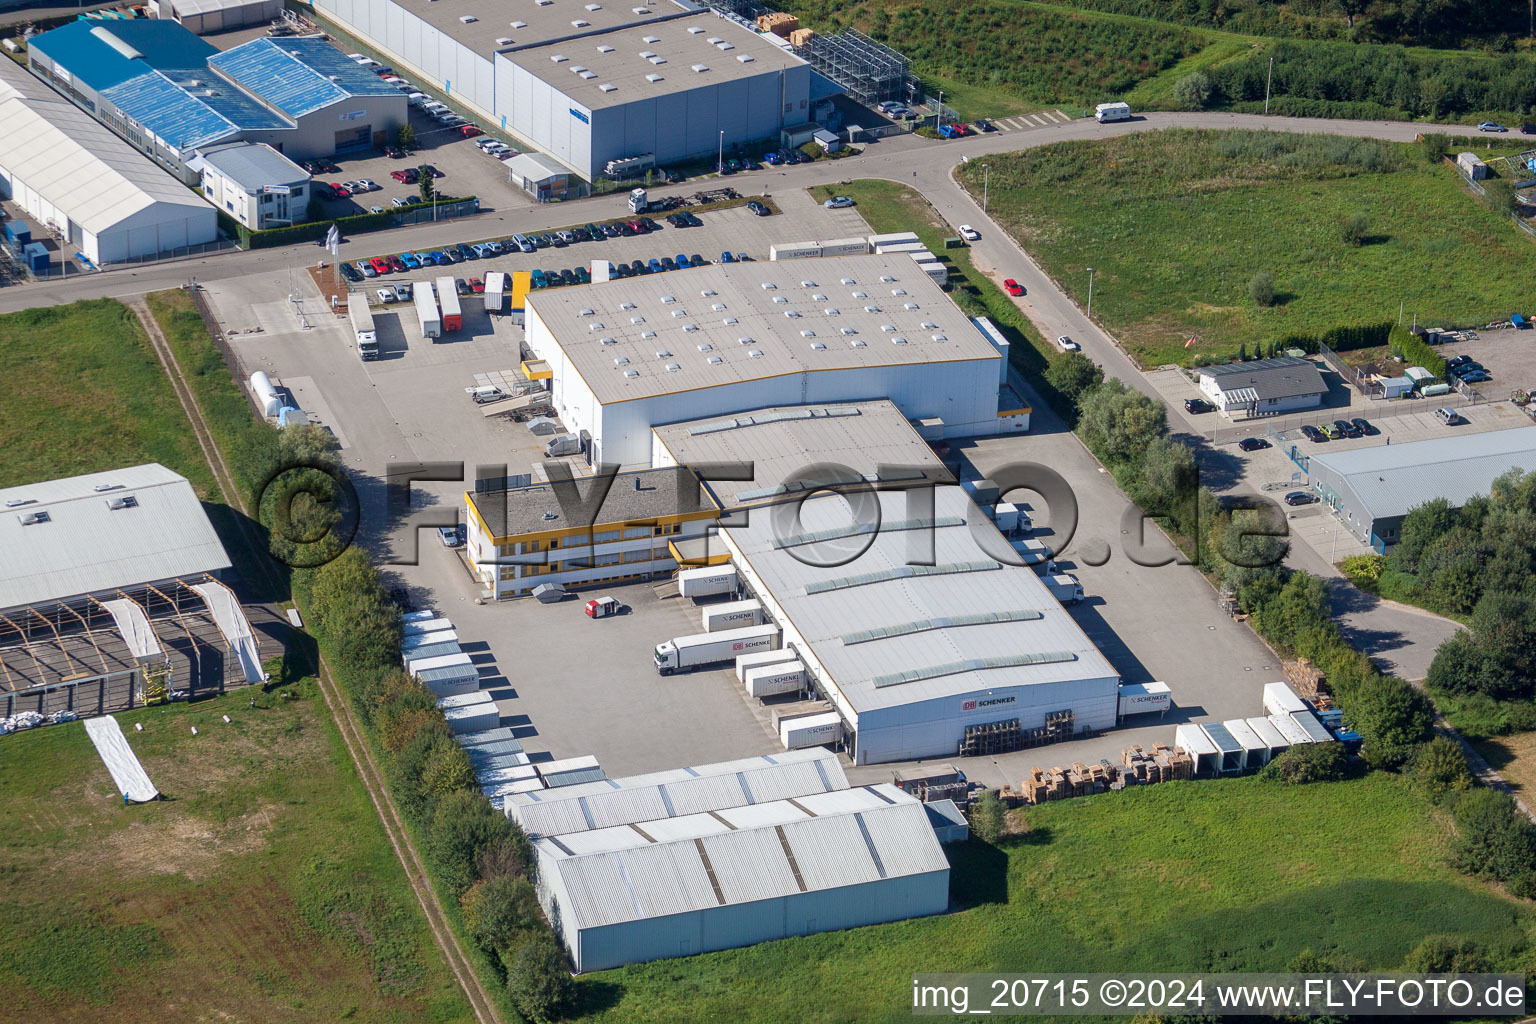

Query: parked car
[[340, 262, 361, 282], [556, 230, 575, 245], [1003, 278, 1024, 296], [936, 124, 958, 139], [1301, 424, 1326, 443], [312, 182, 336, 200], [746, 201, 770, 217], [559, 269, 577, 285], [376, 287, 394, 304], [1351, 417, 1378, 436], [630, 259, 648, 276], [1446, 353, 1472, 367], [601, 222, 621, 237], [974, 119, 997, 133], [437, 525, 464, 547], [824, 196, 856, 209], [959, 225, 980, 241], [690, 253, 705, 268], [1185, 398, 1213, 414], [369, 257, 392, 275], [720, 250, 737, 263], [1335, 418, 1362, 438], [1238, 437, 1271, 452], [676, 254, 691, 269], [763, 151, 782, 165], [357, 178, 380, 192], [615, 262, 634, 278], [951, 123, 971, 136], [355, 260, 377, 278], [1462, 370, 1492, 383], [455, 242, 476, 260], [369, 205, 384, 214], [430, 250, 451, 265], [680, 211, 701, 227], [386, 254, 406, 272], [648, 258, 664, 274], [455, 278, 470, 295], [1478, 121, 1508, 132], [661, 256, 678, 272], [329, 182, 351, 197], [393, 283, 412, 302], [459, 124, 482, 138], [571, 226, 591, 242], [422, 165, 443, 178], [1322, 422, 1344, 439], [444, 247, 464, 264], [1056, 335, 1080, 352], [1284, 491, 1319, 506], [390, 196, 410, 207]]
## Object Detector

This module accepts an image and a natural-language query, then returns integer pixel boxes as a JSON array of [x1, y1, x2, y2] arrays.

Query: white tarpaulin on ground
[[83, 716, 159, 803], [100, 599, 162, 661], [190, 581, 264, 685]]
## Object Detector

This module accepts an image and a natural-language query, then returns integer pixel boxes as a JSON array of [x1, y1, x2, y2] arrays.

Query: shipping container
[[458, 727, 523, 749], [1223, 718, 1269, 770], [1456, 151, 1489, 180], [1246, 716, 1290, 759], [1043, 573, 1084, 605], [678, 564, 738, 599], [735, 647, 799, 683], [1262, 681, 1307, 717], [744, 661, 805, 698], [867, 231, 920, 248], [483, 271, 505, 313], [406, 651, 474, 676], [701, 598, 764, 632], [820, 236, 868, 258], [873, 241, 927, 255], [400, 641, 461, 665], [1200, 722, 1245, 774], [654, 623, 780, 674], [441, 700, 499, 734], [1117, 681, 1170, 717], [770, 241, 822, 261], [538, 755, 606, 788], [779, 710, 841, 749], [907, 249, 939, 264], [417, 662, 480, 697], [403, 609, 438, 623], [1174, 723, 1220, 776], [403, 617, 452, 636], [1289, 710, 1333, 744], [402, 628, 458, 652], [435, 276, 462, 331], [1269, 712, 1314, 745], [413, 280, 441, 339], [348, 301, 379, 360]]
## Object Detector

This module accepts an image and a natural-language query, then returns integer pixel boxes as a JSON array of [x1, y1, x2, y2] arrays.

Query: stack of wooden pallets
[[1284, 658, 1327, 698]]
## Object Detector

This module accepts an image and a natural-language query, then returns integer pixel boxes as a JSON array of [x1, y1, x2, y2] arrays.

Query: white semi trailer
[[348, 301, 379, 360], [654, 624, 779, 675]]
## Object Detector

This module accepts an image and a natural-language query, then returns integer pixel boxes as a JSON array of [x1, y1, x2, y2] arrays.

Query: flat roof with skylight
[[384, 0, 692, 58], [525, 255, 998, 406]]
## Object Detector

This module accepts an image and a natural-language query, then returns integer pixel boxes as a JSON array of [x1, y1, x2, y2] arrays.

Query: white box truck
[[1095, 101, 1131, 123], [779, 710, 841, 749], [483, 271, 505, 314], [348, 301, 379, 360], [1262, 681, 1307, 717], [1043, 574, 1084, 604], [413, 280, 441, 340], [702, 598, 763, 632], [1012, 537, 1052, 565], [678, 565, 737, 599], [654, 623, 779, 675], [867, 231, 920, 248], [735, 647, 798, 683], [745, 661, 805, 698], [770, 241, 823, 261]]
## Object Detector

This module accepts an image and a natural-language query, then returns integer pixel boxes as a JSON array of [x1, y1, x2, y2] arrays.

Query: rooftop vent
[[718, 42, 734, 50], [800, 280, 817, 288], [630, 316, 645, 324], [655, 349, 672, 358], [801, 330, 816, 338], [4, 498, 35, 507], [585, 3, 602, 9], [749, 349, 763, 358], [620, 301, 636, 309], [881, 324, 896, 332], [691, 63, 709, 72], [722, 316, 738, 325], [459, 14, 477, 22], [812, 293, 827, 301], [707, 355, 722, 364], [571, 64, 589, 73], [670, 309, 686, 318], [891, 288, 907, 296], [660, 295, 675, 303], [600, 336, 616, 344], [707, 35, 722, 43], [824, 308, 840, 315], [551, 54, 568, 63], [17, 510, 50, 526], [710, 303, 725, 310], [645, 72, 663, 82], [580, 307, 595, 316], [597, 44, 615, 52], [614, 356, 630, 365], [840, 327, 856, 335], [880, 275, 895, 282], [511, 19, 527, 27], [932, 334, 948, 342], [496, 36, 513, 45], [571, 19, 590, 27], [700, 288, 717, 296], [92, 483, 120, 493], [642, 34, 660, 42], [542, 511, 558, 521], [809, 340, 826, 349], [892, 337, 908, 345], [921, 321, 936, 329], [642, 330, 657, 338], [579, 70, 598, 79], [665, 363, 680, 372], [632, 5, 650, 12], [624, 369, 639, 377], [687, 25, 704, 33], [738, 336, 754, 345], [683, 324, 699, 332], [598, 83, 616, 92], [736, 54, 753, 62], [760, 281, 776, 289], [697, 342, 712, 351], [850, 339, 867, 347], [647, 54, 665, 64], [105, 495, 138, 510]]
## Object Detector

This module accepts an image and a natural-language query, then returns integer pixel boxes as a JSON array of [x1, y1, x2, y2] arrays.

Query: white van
[[1095, 101, 1132, 123], [1435, 407, 1459, 426]]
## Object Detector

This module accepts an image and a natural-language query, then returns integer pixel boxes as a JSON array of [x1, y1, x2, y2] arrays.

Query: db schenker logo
[[962, 700, 977, 711]]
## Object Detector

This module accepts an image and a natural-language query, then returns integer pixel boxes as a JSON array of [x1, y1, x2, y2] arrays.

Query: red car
[[1003, 279, 1024, 296], [951, 123, 971, 136], [329, 182, 351, 197], [469, 277, 485, 293], [369, 257, 392, 275], [387, 254, 407, 272], [390, 168, 418, 184], [458, 124, 483, 138]]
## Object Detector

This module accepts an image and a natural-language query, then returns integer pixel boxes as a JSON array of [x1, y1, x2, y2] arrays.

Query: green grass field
[[957, 130, 1536, 366], [0, 686, 474, 1024], [574, 773, 1530, 1022], [0, 300, 215, 494]]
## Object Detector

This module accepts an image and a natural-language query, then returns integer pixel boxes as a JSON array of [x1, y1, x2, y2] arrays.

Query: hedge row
[[240, 197, 478, 249], [1390, 323, 1447, 378]]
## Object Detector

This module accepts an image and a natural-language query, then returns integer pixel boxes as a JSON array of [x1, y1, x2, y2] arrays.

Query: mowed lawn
[[574, 773, 1531, 1022], [0, 687, 474, 1024], [958, 130, 1536, 367], [0, 299, 214, 494]]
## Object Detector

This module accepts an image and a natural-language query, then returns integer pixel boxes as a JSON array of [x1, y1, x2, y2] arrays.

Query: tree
[[1419, 526, 1485, 615], [1260, 742, 1348, 784], [476, 833, 534, 883], [1333, 0, 1369, 28], [1468, 589, 1536, 698], [396, 123, 416, 149], [1043, 352, 1104, 410], [505, 933, 573, 1023], [1426, 630, 1486, 696], [1248, 270, 1276, 307], [1349, 676, 1435, 770], [1402, 935, 1490, 974], [1451, 787, 1536, 883], [1341, 211, 1369, 246], [1076, 380, 1168, 467], [1407, 736, 1474, 805], [431, 789, 517, 895], [422, 743, 476, 801], [462, 874, 540, 955], [1237, 343, 1247, 361], [1392, 498, 1458, 574], [1173, 71, 1212, 110], [971, 790, 1006, 843], [419, 165, 436, 204]]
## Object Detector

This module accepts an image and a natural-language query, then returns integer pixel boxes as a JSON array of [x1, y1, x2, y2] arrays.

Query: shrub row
[[239, 197, 478, 249], [1389, 323, 1447, 378]]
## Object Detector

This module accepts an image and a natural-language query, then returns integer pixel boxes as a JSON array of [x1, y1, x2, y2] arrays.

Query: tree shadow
[[570, 978, 625, 1015]]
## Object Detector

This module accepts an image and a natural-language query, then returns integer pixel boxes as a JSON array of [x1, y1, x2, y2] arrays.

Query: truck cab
[[628, 187, 649, 214], [654, 642, 678, 674]]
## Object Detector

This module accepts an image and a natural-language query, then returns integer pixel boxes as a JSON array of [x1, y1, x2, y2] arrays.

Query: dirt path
[[128, 294, 505, 1024]]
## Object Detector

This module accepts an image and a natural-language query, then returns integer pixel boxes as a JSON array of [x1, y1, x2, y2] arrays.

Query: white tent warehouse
[[532, 781, 949, 972], [0, 59, 215, 264]]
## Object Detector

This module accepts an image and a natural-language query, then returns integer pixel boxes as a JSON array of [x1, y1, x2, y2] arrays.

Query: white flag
[[325, 225, 340, 256]]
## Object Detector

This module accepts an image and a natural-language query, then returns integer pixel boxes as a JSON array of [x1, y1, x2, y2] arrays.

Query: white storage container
[[1262, 681, 1307, 717], [1247, 716, 1290, 758], [678, 564, 737, 599], [406, 652, 473, 676], [1174, 723, 1220, 776], [779, 711, 841, 749], [702, 598, 764, 632], [1117, 681, 1170, 717], [1269, 712, 1314, 745], [744, 662, 805, 698], [1223, 718, 1270, 770], [403, 617, 452, 636], [770, 241, 822, 261], [735, 648, 799, 683], [442, 701, 499, 734]]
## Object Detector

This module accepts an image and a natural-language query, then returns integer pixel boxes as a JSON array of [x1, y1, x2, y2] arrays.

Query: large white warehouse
[[0, 58, 216, 265], [525, 255, 1014, 467], [512, 750, 949, 972], [652, 400, 1122, 765], [310, 0, 811, 180]]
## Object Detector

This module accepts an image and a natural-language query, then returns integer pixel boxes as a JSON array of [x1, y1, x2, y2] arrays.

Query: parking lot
[[1440, 326, 1536, 398]]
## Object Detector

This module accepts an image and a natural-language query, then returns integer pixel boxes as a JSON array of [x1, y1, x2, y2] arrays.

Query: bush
[[1260, 742, 1349, 784], [505, 933, 573, 1023], [971, 790, 1006, 843], [1407, 737, 1474, 805], [1248, 270, 1275, 307], [430, 789, 523, 897], [1172, 71, 1212, 110], [1450, 786, 1536, 884], [1339, 553, 1384, 583], [1350, 676, 1435, 770], [1341, 211, 1369, 246], [1043, 352, 1105, 408], [1402, 935, 1491, 973], [462, 874, 540, 956], [1388, 324, 1446, 379]]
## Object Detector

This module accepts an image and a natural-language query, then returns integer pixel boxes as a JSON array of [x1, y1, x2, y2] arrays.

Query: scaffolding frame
[[798, 29, 912, 107]]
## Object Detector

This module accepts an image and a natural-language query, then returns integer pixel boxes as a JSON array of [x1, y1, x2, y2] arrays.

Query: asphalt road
[[0, 109, 1476, 677]]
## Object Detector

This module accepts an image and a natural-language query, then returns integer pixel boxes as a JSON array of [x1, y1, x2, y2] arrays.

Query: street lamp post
[[1086, 267, 1095, 320], [718, 131, 724, 175], [982, 163, 989, 213]]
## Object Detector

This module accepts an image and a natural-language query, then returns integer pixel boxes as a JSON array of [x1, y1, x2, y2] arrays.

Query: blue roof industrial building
[[28, 22, 406, 180]]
